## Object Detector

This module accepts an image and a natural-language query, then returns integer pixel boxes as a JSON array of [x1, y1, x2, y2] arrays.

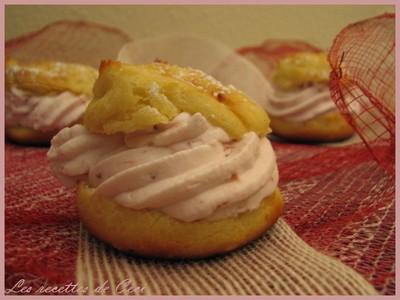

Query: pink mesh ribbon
[[6, 20, 132, 67], [328, 13, 395, 175]]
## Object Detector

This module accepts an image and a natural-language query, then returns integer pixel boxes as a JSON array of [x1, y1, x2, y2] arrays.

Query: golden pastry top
[[6, 58, 98, 96], [84, 60, 270, 139], [272, 52, 330, 90]]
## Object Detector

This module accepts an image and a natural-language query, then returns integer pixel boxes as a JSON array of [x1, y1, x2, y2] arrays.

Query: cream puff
[[239, 41, 354, 142], [5, 58, 98, 145], [47, 60, 283, 259]]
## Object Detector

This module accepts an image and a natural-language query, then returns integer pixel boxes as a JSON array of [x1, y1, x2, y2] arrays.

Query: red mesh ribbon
[[328, 13, 395, 175], [5, 142, 395, 295], [6, 20, 132, 67]]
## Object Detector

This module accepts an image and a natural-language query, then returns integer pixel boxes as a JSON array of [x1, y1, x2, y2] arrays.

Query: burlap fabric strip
[[75, 220, 376, 295]]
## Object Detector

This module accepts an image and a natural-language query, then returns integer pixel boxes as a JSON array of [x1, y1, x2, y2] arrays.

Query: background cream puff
[[239, 40, 354, 142], [5, 58, 98, 145]]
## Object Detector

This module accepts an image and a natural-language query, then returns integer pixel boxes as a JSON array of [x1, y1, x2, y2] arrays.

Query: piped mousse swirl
[[264, 51, 339, 122], [266, 84, 337, 122], [48, 112, 278, 222], [6, 87, 89, 131]]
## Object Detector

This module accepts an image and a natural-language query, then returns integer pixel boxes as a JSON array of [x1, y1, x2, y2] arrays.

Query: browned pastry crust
[[78, 184, 284, 259], [6, 58, 97, 96], [270, 110, 354, 142], [84, 60, 270, 138], [6, 126, 58, 146]]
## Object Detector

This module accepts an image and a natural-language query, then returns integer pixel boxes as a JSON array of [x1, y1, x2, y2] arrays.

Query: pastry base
[[6, 126, 57, 145], [78, 184, 284, 259], [270, 111, 354, 142]]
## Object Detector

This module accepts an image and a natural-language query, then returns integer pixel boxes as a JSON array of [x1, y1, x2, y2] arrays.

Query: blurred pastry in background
[[5, 58, 98, 145], [239, 40, 354, 142]]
